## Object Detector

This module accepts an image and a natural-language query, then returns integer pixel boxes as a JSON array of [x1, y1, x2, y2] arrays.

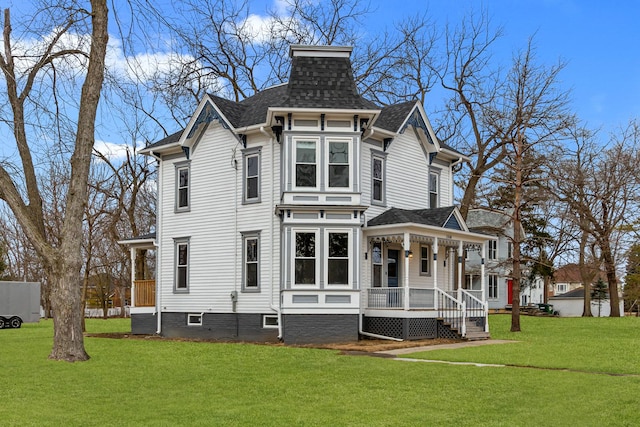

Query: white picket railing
[[363, 287, 489, 337]]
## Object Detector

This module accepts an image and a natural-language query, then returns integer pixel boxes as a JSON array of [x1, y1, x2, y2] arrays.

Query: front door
[[387, 249, 399, 287]]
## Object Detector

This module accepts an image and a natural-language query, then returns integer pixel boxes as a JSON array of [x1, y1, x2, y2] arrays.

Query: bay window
[[295, 231, 316, 285], [327, 232, 349, 285], [328, 140, 349, 188], [295, 140, 317, 188]]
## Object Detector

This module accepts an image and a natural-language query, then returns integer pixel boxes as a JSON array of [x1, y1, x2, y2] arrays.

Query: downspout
[[260, 126, 283, 340], [148, 150, 163, 335]]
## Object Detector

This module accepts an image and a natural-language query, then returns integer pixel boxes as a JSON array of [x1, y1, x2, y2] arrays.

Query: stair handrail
[[435, 288, 466, 337], [460, 289, 489, 333]]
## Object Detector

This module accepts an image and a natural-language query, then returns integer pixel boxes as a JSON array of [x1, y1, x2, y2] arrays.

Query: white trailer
[[0, 281, 41, 328]]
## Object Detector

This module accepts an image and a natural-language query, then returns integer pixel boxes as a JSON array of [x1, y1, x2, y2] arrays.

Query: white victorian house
[[120, 45, 493, 344]]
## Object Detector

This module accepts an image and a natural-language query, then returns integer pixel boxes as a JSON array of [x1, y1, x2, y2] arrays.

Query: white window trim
[[324, 228, 352, 287], [371, 150, 387, 206], [419, 245, 431, 276], [263, 315, 279, 329], [429, 169, 440, 209], [488, 240, 498, 260], [174, 237, 190, 293], [242, 232, 261, 293], [292, 229, 319, 288], [293, 137, 320, 190], [372, 241, 383, 288], [325, 137, 353, 191], [242, 147, 261, 204], [187, 313, 202, 326], [488, 274, 498, 299], [175, 161, 191, 213]]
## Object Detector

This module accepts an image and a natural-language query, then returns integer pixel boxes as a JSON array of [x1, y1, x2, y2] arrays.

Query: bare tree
[[0, 1, 108, 361], [554, 123, 640, 317], [491, 39, 574, 331]]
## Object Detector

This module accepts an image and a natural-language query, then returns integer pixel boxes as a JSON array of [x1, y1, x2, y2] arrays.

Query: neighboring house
[[549, 287, 624, 317], [120, 45, 493, 344], [552, 264, 606, 296], [465, 208, 544, 310]]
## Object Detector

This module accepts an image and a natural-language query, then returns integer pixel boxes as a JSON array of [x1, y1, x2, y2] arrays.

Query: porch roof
[[365, 207, 493, 244], [368, 206, 460, 229], [117, 232, 156, 249]]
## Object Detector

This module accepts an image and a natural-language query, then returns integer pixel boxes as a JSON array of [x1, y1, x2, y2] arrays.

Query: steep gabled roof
[[367, 206, 462, 230], [144, 129, 183, 151], [375, 101, 416, 133]]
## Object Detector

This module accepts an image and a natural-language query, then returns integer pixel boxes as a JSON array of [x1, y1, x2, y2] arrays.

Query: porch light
[[405, 250, 413, 258]]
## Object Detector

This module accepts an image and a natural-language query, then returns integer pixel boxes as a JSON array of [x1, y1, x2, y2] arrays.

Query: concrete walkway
[[376, 339, 517, 356]]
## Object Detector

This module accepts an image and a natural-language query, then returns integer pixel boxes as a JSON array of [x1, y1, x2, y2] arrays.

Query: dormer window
[[295, 140, 318, 188]]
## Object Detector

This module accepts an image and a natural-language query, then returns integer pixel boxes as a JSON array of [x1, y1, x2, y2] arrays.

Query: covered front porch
[[361, 207, 493, 340], [117, 233, 157, 314]]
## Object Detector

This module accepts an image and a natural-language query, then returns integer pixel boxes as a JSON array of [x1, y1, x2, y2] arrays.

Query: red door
[[507, 279, 513, 304]]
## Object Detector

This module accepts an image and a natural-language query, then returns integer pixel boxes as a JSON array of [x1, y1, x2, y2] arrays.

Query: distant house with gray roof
[[120, 45, 493, 344], [465, 207, 544, 310]]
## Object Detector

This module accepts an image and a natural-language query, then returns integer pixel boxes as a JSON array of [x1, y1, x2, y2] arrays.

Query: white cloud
[[93, 140, 132, 162]]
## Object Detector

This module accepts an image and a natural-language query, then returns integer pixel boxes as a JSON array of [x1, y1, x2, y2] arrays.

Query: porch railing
[[133, 279, 155, 307], [367, 287, 404, 309], [460, 289, 489, 333], [363, 287, 489, 337], [436, 288, 465, 336]]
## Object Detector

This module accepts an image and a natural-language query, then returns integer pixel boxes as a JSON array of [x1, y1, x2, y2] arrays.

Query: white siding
[[385, 132, 429, 210], [158, 125, 280, 313]]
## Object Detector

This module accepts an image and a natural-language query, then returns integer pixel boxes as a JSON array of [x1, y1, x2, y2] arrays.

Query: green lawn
[[1, 316, 639, 426]]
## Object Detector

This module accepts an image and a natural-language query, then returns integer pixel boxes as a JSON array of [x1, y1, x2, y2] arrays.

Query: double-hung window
[[327, 140, 350, 188], [243, 148, 261, 203], [488, 240, 497, 260], [488, 274, 498, 299], [420, 245, 431, 276], [295, 140, 317, 188], [175, 162, 190, 212], [174, 238, 190, 292], [371, 151, 386, 205], [327, 231, 349, 285], [372, 242, 382, 287], [243, 233, 260, 291], [294, 231, 316, 285], [429, 170, 439, 208]]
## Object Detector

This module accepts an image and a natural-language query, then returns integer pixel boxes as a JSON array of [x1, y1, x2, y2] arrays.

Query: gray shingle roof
[[368, 206, 457, 228], [282, 56, 378, 110], [145, 129, 182, 150], [375, 101, 416, 133]]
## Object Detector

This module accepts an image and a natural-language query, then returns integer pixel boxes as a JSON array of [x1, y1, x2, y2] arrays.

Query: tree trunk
[[48, 260, 89, 361], [579, 228, 592, 317], [601, 243, 620, 317]]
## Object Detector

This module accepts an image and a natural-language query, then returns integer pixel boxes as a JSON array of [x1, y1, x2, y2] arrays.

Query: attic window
[[293, 119, 319, 128], [327, 120, 351, 128]]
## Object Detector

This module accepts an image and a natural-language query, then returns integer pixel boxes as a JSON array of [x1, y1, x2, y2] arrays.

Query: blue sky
[[0, 0, 637, 156], [372, 0, 640, 135]]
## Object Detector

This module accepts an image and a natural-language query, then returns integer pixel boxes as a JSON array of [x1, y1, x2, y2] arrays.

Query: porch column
[[457, 241, 463, 296], [481, 242, 486, 303], [432, 237, 438, 290], [129, 247, 136, 308], [403, 232, 410, 311]]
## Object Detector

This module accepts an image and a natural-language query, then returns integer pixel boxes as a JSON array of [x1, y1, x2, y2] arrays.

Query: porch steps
[[464, 323, 490, 341], [440, 320, 490, 341]]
